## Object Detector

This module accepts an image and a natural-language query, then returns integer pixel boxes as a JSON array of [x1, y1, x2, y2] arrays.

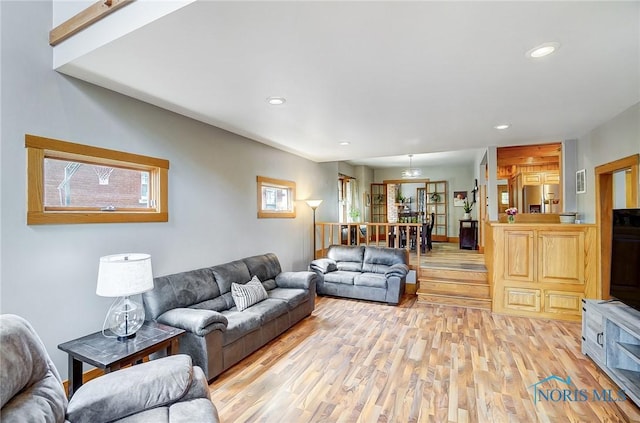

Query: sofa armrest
[[275, 271, 317, 290], [66, 355, 201, 423], [157, 308, 227, 336], [309, 258, 337, 274], [385, 263, 409, 279]]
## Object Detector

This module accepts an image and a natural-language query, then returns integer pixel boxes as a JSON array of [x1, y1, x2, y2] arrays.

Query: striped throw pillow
[[231, 276, 268, 311]]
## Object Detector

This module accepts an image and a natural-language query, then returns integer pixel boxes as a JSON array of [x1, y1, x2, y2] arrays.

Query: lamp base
[[116, 332, 137, 342], [103, 295, 145, 342]]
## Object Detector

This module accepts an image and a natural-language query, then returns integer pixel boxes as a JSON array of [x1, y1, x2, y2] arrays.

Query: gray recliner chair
[[0, 314, 220, 423]]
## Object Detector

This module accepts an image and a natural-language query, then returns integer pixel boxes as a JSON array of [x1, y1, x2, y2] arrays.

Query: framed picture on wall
[[453, 191, 467, 207], [576, 169, 586, 194]]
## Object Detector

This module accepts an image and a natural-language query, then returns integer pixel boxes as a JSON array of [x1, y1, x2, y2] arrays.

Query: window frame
[[26, 134, 169, 224], [257, 176, 296, 219]]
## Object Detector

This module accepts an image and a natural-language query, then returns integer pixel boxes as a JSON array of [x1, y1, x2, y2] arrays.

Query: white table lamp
[[97, 253, 154, 341]]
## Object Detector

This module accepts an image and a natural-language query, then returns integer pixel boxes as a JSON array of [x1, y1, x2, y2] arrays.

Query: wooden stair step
[[418, 279, 490, 299], [419, 275, 488, 286], [421, 267, 487, 282], [417, 293, 492, 310]]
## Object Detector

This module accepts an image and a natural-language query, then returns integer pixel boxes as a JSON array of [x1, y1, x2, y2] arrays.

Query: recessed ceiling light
[[494, 124, 511, 130], [339, 141, 351, 146], [266, 96, 286, 105], [527, 42, 560, 59]]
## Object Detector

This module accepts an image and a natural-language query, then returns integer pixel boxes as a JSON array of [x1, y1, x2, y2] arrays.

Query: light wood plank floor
[[209, 296, 640, 422]]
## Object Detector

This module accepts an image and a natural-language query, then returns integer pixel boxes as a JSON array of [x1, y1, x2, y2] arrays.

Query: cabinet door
[[503, 230, 535, 282], [544, 172, 560, 184], [582, 301, 606, 366], [504, 287, 541, 312], [523, 173, 542, 185], [544, 290, 584, 317], [537, 231, 585, 285]]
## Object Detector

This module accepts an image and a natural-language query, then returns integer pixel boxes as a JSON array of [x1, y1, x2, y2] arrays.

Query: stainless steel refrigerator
[[522, 184, 559, 213]]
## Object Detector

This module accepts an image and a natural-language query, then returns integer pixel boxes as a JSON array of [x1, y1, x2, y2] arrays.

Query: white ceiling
[[58, 1, 640, 169]]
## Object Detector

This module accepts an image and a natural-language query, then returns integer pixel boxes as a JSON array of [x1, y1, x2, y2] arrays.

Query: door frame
[[595, 154, 639, 299]]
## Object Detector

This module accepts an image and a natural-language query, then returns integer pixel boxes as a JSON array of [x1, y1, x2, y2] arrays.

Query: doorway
[[595, 154, 639, 299]]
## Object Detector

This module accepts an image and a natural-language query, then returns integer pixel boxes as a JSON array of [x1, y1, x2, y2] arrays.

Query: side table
[[58, 321, 184, 398], [459, 219, 478, 250]]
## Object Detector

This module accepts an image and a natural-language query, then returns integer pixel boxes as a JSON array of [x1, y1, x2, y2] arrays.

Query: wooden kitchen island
[[485, 221, 598, 321]]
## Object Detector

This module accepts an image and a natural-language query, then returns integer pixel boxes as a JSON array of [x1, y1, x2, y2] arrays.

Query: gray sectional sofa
[[309, 245, 409, 305], [143, 253, 318, 381]]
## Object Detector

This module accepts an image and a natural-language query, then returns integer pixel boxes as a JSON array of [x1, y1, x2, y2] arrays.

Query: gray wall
[[576, 102, 640, 223], [374, 164, 475, 237], [1, 1, 337, 377]]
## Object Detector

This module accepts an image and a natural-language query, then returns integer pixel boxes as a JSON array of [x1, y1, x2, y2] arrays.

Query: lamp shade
[[96, 253, 154, 297], [306, 199, 323, 209]]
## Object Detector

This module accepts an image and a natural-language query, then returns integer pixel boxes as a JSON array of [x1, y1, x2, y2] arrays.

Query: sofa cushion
[[362, 246, 406, 274], [144, 268, 220, 320], [354, 272, 387, 289], [220, 311, 262, 346], [239, 298, 289, 324], [243, 253, 282, 284], [189, 296, 230, 313], [268, 288, 309, 310], [327, 245, 365, 272], [231, 276, 268, 311], [324, 270, 358, 285], [211, 260, 252, 295], [261, 278, 277, 291]]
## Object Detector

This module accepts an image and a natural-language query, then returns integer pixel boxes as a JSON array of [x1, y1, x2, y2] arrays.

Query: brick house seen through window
[[44, 158, 150, 209]]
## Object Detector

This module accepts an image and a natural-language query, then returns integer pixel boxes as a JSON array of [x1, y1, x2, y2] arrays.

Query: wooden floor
[[209, 296, 640, 422]]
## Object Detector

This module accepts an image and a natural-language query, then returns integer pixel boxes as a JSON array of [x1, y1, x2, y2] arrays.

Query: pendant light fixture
[[401, 154, 422, 179]]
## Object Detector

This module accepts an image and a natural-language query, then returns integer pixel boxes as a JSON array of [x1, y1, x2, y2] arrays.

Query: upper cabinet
[[522, 171, 560, 186]]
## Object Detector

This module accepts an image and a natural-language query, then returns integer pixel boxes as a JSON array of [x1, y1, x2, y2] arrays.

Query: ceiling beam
[[496, 142, 561, 167], [497, 143, 561, 160], [49, 0, 134, 46]]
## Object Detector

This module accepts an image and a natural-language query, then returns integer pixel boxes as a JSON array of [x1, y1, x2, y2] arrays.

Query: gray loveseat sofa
[[143, 253, 318, 381], [309, 245, 409, 305]]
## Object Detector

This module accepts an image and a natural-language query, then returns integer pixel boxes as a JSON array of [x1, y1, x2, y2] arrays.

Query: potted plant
[[505, 207, 518, 223], [463, 200, 473, 220], [349, 207, 360, 222]]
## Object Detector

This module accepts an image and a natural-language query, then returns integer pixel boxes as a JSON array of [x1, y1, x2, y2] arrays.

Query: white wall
[[373, 164, 475, 237], [576, 102, 640, 223], [1, 1, 336, 378]]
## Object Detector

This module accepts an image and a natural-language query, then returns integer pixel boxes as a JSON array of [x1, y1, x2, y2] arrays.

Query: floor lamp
[[306, 200, 323, 259]]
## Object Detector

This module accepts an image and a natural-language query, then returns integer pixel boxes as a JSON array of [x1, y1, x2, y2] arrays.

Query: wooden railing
[[313, 222, 432, 274]]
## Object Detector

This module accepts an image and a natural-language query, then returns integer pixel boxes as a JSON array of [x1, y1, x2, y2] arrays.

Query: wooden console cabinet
[[485, 222, 597, 321], [582, 299, 640, 406]]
